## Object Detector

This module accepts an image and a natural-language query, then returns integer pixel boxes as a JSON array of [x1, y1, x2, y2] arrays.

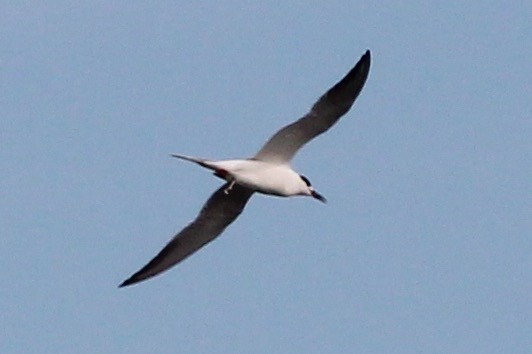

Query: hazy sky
[[1, 1, 530, 353]]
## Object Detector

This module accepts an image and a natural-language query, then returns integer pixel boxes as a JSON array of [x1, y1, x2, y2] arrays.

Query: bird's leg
[[224, 179, 236, 195]]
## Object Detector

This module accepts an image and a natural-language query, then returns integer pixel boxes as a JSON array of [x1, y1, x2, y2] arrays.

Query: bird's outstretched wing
[[254, 50, 371, 163], [119, 183, 254, 287]]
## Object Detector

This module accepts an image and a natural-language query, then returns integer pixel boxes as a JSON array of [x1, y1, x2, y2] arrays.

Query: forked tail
[[170, 154, 218, 171]]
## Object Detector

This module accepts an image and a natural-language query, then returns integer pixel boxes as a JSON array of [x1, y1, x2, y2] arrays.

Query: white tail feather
[[170, 154, 217, 171]]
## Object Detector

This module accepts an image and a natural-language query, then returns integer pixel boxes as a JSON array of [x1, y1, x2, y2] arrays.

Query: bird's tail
[[170, 154, 218, 171]]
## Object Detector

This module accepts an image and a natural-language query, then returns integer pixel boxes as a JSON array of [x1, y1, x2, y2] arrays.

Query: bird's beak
[[311, 189, 327, 203]]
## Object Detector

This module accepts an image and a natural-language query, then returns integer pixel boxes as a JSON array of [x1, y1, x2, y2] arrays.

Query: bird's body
[[173, 156, 310, 197], [120, 49, 371, 287], [232, 161, 309, 197]]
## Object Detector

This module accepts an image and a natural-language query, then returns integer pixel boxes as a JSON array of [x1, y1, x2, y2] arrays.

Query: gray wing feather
[[120, 183, 254, 287], [254, 50, 371, 163]]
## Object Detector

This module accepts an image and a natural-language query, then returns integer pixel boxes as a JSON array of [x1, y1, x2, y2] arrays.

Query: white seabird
[[120, 50, 371, 287]]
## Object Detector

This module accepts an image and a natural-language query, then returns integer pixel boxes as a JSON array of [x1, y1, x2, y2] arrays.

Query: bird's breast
[[217, 160, 301, 196]]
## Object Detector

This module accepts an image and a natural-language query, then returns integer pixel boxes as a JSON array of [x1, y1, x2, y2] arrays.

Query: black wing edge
[[119, 183, 253, 288], [312, 49, 371, 117]]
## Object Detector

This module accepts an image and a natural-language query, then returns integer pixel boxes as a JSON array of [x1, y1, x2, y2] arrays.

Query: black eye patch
[[299, 175, 311, 187]]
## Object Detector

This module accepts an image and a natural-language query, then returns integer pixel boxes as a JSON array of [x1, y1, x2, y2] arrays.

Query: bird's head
[[299, 175, 327, 203]]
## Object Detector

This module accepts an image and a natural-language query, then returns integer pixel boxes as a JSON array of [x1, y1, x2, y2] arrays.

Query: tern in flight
[[120, 50, 371, 287]]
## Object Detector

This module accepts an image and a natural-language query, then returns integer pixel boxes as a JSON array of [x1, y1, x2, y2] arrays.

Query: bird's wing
[[253, 50, 371, 163], [119, 183, 254, 287]]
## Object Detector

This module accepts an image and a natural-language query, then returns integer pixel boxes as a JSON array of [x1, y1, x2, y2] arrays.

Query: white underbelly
[[219, 160, 300, 196]]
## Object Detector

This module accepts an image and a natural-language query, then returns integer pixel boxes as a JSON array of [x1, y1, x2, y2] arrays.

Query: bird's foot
[[224, 180, 236, 194]]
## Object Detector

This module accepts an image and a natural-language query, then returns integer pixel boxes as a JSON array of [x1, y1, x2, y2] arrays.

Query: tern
[[120, 50, 371, 287]]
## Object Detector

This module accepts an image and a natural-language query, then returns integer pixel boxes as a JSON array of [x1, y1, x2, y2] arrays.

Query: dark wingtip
[[118, 275, 139, 288], [361, 49, 371, 67], [118, 279, 132, 288]]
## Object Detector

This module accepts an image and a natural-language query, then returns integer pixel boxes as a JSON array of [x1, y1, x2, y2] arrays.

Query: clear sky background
[[1, 1, 530, 353]]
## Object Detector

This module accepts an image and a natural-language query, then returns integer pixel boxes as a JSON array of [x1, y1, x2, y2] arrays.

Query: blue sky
[[1, 1, 530, 353]]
